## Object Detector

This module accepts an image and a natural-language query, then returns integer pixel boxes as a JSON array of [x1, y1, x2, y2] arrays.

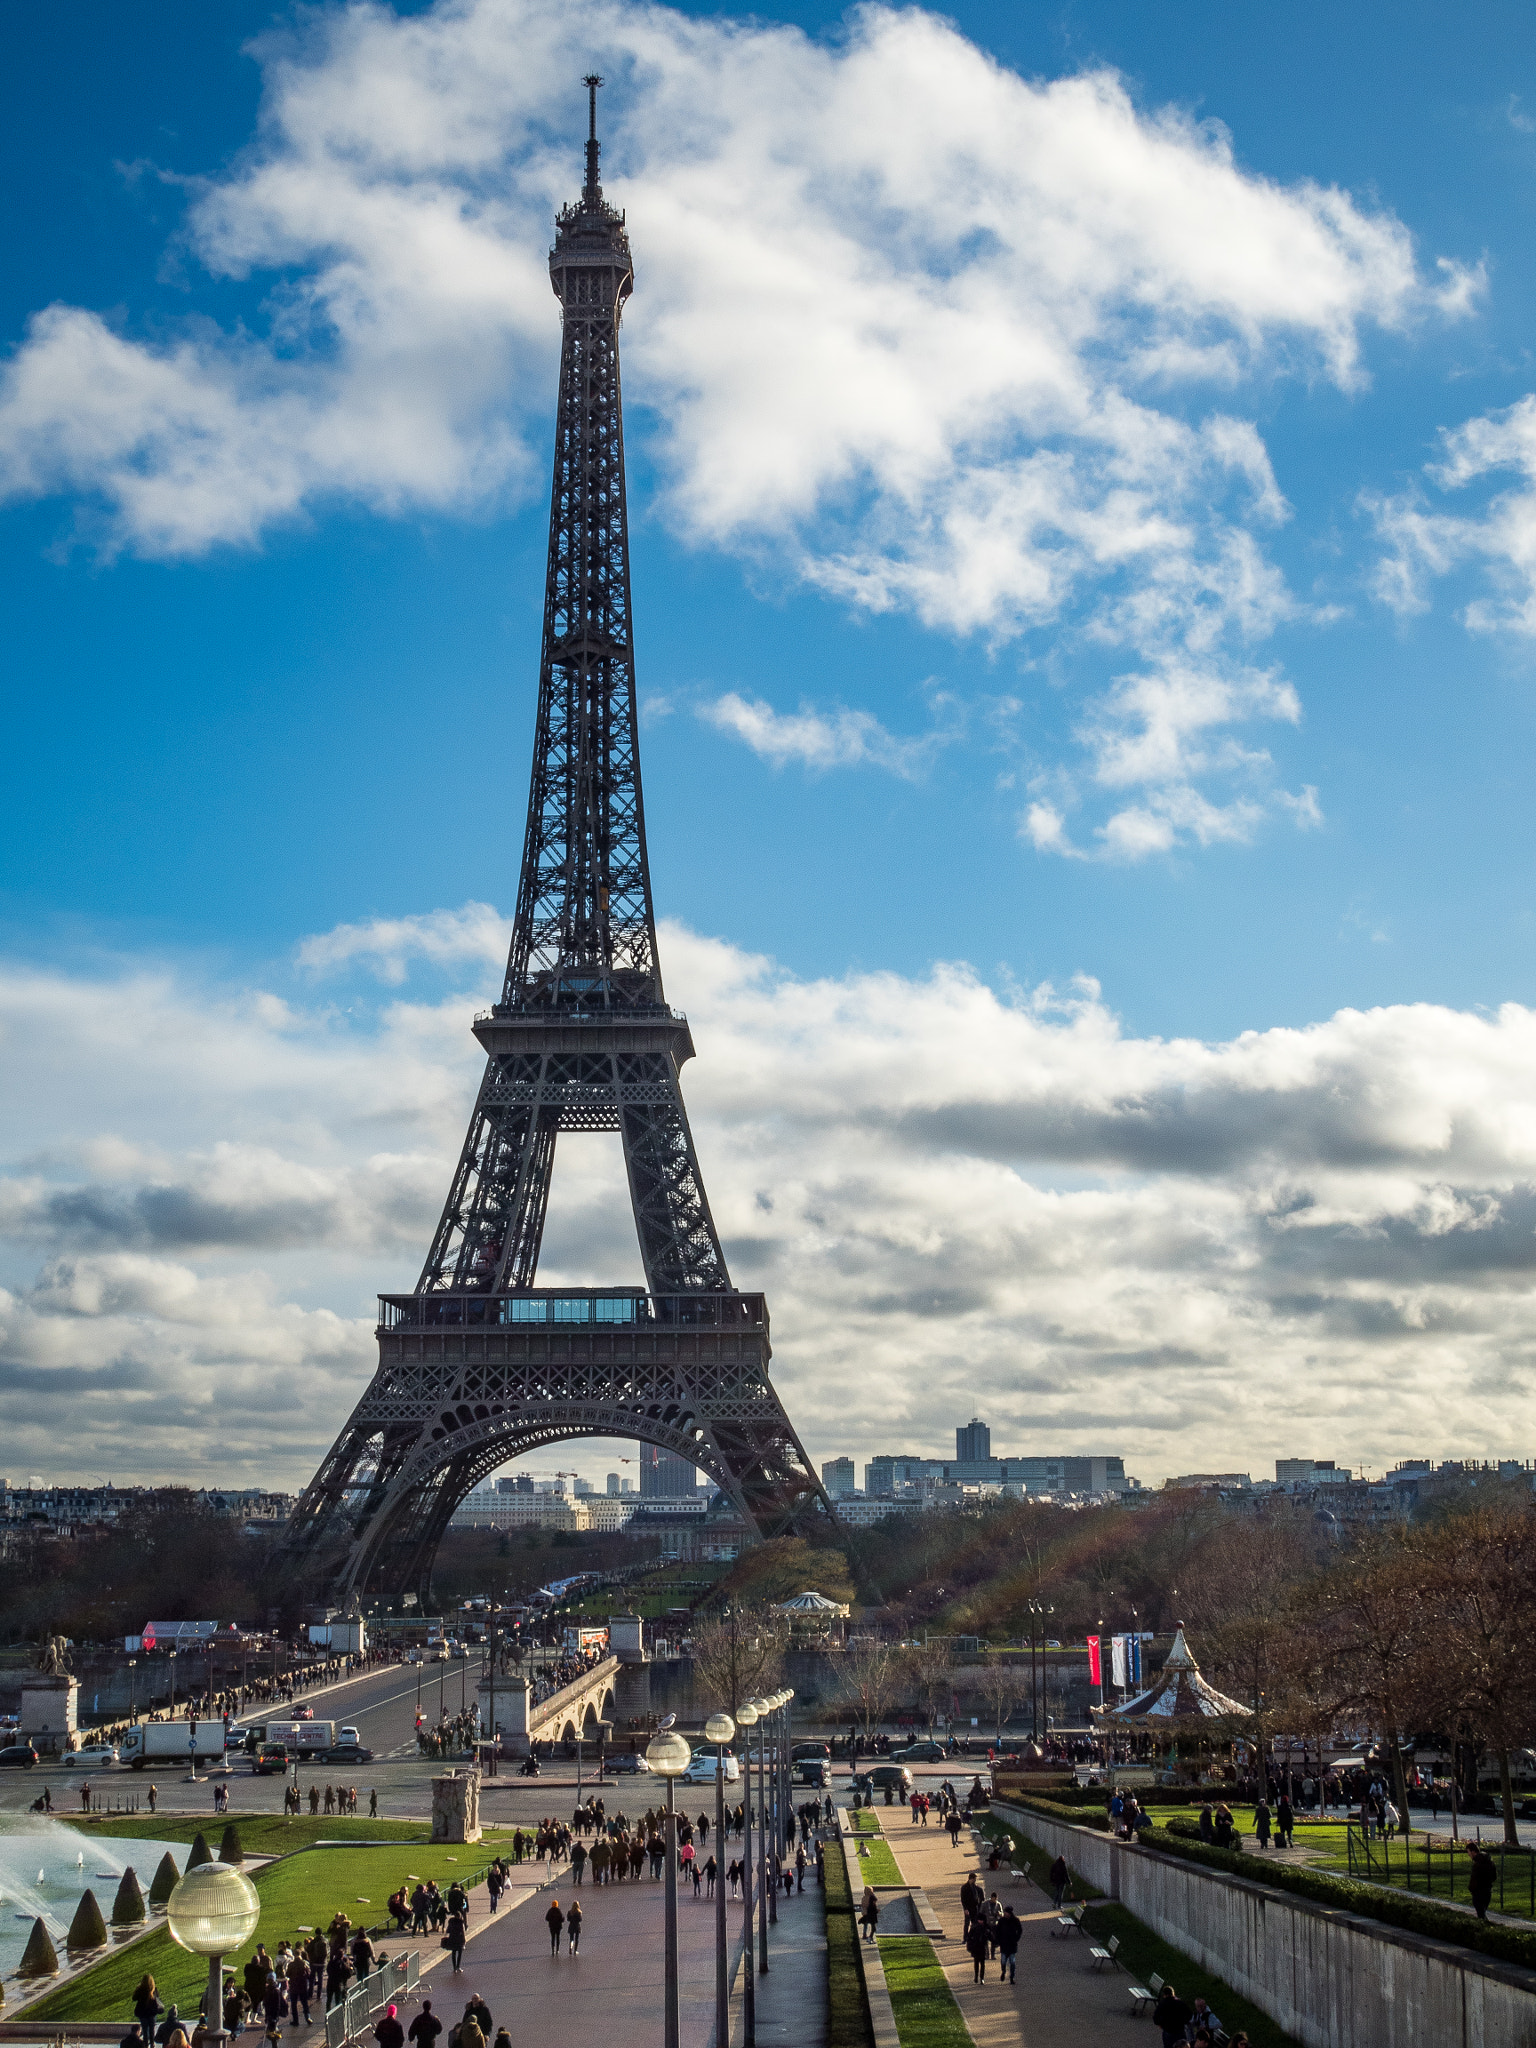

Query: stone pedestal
[[479, 1675, 532, 1758], [430, 1770, 481, 1843], [21, 1675, 78, 1757]]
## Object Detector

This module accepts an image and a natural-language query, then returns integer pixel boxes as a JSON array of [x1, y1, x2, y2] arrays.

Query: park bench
[[1129, 1971, 1163, 2015], [1087, 1933, 1120, 1972], [1007, 1864, 1027, 1886], [1051, 1901, 1086, 1938]]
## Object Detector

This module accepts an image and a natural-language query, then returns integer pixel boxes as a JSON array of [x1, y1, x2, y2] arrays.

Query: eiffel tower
[[284, 79, 830, 1602]]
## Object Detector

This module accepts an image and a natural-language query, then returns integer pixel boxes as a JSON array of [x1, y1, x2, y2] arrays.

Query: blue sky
[[3, 0, 1536, 1491]]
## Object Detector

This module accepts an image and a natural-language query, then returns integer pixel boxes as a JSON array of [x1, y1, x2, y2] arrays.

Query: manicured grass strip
[[978, 1814, 1102, 1900], [877, 1937, 969, 2048], [825, 1830, 875, 2048], [65, 1815, 438, 1851], [850, 1809, 883, 1833], [26, 1843, 492, 2023], [1083, 1903, 1299, 2048], [849, 1838, 904, 1886]]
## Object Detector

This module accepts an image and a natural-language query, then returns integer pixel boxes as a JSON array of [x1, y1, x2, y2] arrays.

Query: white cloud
[[698, 692, 947, 777], [296, 900, 511, 982], [1368, 394, 1536, 633], [5, 908, 1536, 1486], [0, 0, 1475, 852]]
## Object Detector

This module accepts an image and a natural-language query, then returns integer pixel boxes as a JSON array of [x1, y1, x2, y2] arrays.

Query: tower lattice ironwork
[[284, 80, 830, 1601]]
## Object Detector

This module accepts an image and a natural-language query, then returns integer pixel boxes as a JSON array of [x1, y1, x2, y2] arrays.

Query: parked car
[[890, 1740, 945, 1763], [851, 1764, 913, 1795], [69, 1745, 119, 1768], [605, 1753, 652, 1775], [0, 1744, 38, 1769], [679, 1752, 741, 1786], [324, 1742, 374, 1765]]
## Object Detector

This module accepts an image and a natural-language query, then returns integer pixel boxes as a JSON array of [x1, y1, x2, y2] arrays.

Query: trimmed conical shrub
[[66, 1890, 108, 1953], [17, 1917, 59, 1978], [148, 1852, 180, 1906], [187, 1831, 215, 1869], [112, 1867, 146, 1925], [218, 1825, 244, 1865]]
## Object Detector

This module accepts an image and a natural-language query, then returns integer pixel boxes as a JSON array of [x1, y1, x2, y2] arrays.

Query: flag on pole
[[1111, 1635, 1129, 1688], [1087, 1635, 1102, 1686], [1131, 1636, 1143, 1688]]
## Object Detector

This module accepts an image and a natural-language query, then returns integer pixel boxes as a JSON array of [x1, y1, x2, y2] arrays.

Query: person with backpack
[[406, 2002, 441, 2048]]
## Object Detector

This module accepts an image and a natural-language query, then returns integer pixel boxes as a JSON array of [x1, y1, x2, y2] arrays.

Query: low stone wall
[[993, 1799, 1536, 2048]]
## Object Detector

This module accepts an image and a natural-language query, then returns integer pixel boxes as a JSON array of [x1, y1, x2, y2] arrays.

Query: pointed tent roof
[[774, 1589, 849, 1615], [1092, 1624, 1251, 1728]]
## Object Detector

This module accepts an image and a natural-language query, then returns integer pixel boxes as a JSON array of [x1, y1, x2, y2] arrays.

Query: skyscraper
[[822, 1457, 856, 1497], [956, 1418, 991, 1463], [639, 1444, 701, 1499]]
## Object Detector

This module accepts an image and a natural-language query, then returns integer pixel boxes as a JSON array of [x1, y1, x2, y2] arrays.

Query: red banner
[[1087, 1634, 1101, 1686]]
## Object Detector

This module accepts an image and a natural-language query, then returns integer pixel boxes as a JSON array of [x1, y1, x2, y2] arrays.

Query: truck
[[118, 1720, 229, 1769], [239, 1719, 336, 1755]]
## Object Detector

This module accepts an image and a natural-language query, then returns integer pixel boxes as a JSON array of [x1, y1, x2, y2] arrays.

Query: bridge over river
[[481, 1653, 626, 1757]]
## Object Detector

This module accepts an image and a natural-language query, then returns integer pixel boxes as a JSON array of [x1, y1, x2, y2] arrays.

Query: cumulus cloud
[[0, 0, 1477, 851], [1368, 394, 1536, 633], [4, 907, 1536, 1485], [698, 692, 950, 777], [296, 900, 511, 982]]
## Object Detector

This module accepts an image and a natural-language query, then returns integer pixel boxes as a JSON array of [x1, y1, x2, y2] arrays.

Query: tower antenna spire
[[582, 72, 603, 202]]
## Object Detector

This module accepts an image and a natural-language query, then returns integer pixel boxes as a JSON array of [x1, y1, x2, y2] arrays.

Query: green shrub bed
[[825, 1832, 876, 2048]]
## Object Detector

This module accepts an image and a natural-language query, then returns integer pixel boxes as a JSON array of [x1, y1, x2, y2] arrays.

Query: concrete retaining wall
[[993, 1799, 1536, 2048]]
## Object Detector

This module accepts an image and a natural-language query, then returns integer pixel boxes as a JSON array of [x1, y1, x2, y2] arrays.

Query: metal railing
[[379, 1290, 766, 1332], [324, 1952, 419, 2048], [1346, 1825, 1536, 1918]]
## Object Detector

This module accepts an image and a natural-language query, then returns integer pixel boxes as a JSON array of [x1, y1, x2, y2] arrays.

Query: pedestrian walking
[[444, 1910, 466, 1972], [1469, 1846, 1496, 1921], [374, 2006, 404, 2048], [996, 1905, 1021, 1984], [133, 1975, 164, 2046], [566, 1900, 582, 1954], [1048, 1855, 1069, 1910], [407, 2002, 441, 2048], [965, 1918, 988, 1983], [545, 1899, 565, 1955], [859, 1887, 880, 1942], [1152, 1985, 1191, 2048], [1254, 1800, 1271, 1850]]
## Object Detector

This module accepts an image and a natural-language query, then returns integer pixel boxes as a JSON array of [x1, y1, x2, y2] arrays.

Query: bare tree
[[689, 1608, 787, 1720], [901, 1640, 953, 1736], [1421, 1509, 1536, 1846], [842, 1636, 899, 1740], [976, 1655, 1023, 1744]]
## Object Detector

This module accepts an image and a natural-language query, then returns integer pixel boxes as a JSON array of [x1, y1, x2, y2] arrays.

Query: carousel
[[1092, 1624, 1252, 1776]]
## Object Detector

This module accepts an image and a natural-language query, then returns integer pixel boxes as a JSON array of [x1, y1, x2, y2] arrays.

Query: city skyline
[[5, 0, 1536, 1489]]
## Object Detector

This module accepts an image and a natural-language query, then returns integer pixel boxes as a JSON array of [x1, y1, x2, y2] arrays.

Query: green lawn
[[64, 1814, 441, 1853], [848, 1836, 904, 1886], [25, 1840, 502, 2024], [1081, 1904, 1300, 2048], [850, 1809, 882, 1833], [1078, 1803, 1536, 1923], [877, 1937, 970, 2048], [825, 1829, 875, 2048]]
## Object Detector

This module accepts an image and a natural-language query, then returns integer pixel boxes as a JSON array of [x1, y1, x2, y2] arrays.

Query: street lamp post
[[127, 1659, 137, 1722], [705, 1712, 736, 2048], [646, 1726, 692, 2048], [169, 1650, 177, 1718], [746, 1696, 771, 1968], [166, 1854, 261, 2048], [735, 1701, 758, 2046]]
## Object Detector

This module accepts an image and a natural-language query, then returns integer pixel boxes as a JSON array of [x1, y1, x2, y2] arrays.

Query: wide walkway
[[302, 1847, 824, 2048], [878, 1810, 1147, 2048]]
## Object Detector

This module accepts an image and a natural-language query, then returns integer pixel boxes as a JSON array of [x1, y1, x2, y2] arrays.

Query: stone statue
[[35, 1635, 71, 1675]]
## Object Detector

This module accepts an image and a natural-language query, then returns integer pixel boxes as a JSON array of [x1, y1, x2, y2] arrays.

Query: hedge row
[[1002, 1796, 1536, 1973]]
